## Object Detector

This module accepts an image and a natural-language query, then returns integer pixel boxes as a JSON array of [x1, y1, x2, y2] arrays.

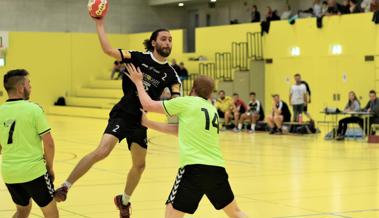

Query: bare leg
[[13, 202, 32, 218], [123, 143, 147, 197], [274, 115, 284, 129], [40, 199, 59, 218], [224, 110, 231, 126], [223, 199, 248, 218], [165, 203, 185, 218], [266, 115, 274, 128], [66, 134, 118, 184], [233, 111, 240, 127]]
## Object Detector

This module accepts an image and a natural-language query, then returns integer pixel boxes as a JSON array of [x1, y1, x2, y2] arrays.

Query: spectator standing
[[289, 74, 307, 122], [313, 0, 323, 17], [250, 5, 261, 22], [281, 5, 293, 20]]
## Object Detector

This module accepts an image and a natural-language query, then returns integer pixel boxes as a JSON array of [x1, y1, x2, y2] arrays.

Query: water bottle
[[298, 113, 303, 124]]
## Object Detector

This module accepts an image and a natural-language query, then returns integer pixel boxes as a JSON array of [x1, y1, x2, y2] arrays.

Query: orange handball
[[88, 0, 109, 19]]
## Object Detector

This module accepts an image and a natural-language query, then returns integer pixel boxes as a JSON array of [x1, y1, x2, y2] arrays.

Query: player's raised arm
[[125, 64, 166, 114], [93, 16, 131, 60]]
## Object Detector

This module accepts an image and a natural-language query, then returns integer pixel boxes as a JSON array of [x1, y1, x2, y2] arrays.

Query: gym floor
[[1, 115, 378, 218]]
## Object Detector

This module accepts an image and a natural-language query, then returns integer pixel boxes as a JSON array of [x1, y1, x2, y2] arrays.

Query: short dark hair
[[272, 94, 279, 98], [3, 69, 29, 92], [192, 75, 215, 99], [218, 90, 225, 95], [143, 29, 170, 52], [114, 61, 119, 65], [233, 93, 239, 96], [249, 92, 256, 96], [294, 73, 301, 77], [369, 90, 376, 95]]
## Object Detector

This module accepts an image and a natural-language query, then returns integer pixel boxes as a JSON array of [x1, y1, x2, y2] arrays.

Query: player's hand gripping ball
[[88, 0, 109, 19]]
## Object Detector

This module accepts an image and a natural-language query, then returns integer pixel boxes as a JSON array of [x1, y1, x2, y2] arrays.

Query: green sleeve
[[162, 97, 188, 116], [34, 106, 50, 135]]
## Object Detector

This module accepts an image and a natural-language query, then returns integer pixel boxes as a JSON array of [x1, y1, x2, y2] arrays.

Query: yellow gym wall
[[0, 29, 185, 107], [0, 32, 71, 107]]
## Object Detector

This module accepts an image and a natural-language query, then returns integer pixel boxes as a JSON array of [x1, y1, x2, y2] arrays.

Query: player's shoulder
[[26, 101, 45, 112]]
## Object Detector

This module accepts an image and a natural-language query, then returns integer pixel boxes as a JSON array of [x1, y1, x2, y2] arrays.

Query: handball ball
[[88, 0, 109, 19]]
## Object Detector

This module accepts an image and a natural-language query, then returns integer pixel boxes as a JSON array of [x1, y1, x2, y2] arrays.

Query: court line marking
[[59, 207, 93, 218], [273, 208, 379, 218]]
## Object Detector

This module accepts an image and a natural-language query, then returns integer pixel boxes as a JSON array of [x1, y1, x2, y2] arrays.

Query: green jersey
[[163, 96, 225, 168], [0, 99, 50, 184]]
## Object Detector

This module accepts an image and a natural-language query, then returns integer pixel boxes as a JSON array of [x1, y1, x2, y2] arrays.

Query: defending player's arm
[[41, 132, 55, 181], [140, 110, 178, 136], [94, 18, 131, 61], [125, 64, 165, 114]]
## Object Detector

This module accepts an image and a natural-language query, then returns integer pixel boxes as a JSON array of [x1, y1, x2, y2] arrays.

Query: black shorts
[[304, 105, 308, 112], [104, 107, 147, 150], [217, 109, 225, 119], [166, 164, 234, 214], [104, 113, 148, 150], [6, 173, 54, 207]]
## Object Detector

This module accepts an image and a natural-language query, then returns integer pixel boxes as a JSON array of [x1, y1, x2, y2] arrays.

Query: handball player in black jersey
[[54, 15, 181, 218]]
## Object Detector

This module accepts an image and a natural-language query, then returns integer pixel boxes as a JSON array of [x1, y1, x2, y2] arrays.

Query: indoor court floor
[[1, 115, 379, 218]]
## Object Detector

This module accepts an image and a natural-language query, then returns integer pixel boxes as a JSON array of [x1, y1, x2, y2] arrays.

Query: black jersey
[[276, 100, 291, 122], [248, 100, 265, 118], [113, 50, 181, 117]]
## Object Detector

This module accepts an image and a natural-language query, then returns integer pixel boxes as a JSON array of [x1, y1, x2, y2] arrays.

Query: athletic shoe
[[275, 128, 283, 135], [336, 135, 345, 141], [248, 129, 255, 133], [221, 126, 227, 131], [114, 195, 131, 218], [54, 186, 68, 202], [233, 127, 240, 132], [269, 129, 276, 134]]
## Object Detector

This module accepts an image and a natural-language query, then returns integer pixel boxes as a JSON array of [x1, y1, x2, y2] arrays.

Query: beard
[[156, 44, 171, 57], [23, 87, 30, 100]]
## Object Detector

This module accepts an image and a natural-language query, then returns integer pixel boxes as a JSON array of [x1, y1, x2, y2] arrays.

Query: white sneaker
[[233, 127, 240, 132]]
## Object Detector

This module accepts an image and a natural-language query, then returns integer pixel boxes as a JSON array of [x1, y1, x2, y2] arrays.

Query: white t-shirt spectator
[[290, 84, 307, 105], [313, 3, 322, 17]]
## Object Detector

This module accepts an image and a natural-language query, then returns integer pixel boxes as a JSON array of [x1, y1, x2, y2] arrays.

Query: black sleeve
[[118, 49, 136, 63], [364, 101, 370, 110], [302, 81, 311, 96]]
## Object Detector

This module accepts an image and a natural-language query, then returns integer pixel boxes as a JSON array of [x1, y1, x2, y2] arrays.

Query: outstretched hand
[[125, 63, 144, 85]]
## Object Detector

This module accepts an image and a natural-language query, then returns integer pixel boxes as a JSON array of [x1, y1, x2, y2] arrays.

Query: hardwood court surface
[[1, 115, 378, 218]]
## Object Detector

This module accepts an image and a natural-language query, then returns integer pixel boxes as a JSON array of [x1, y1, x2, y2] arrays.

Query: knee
[[93, 146, 112, 161], [132, 162, 146, 174]]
